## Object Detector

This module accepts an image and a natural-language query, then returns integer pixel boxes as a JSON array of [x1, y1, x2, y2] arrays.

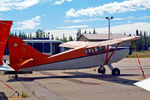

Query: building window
[[44, 43, 50, 53], [33, 43, 43, 53], [27, 43, 33, 47]]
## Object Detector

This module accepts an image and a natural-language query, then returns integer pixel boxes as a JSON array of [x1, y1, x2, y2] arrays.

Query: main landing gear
[[112, 68, 120, 75], [98, 66, 106, 74], [98, 64, 120, 76]]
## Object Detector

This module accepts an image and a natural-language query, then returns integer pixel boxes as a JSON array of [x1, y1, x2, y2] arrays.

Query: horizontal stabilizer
[[0, 63, 15, 71]]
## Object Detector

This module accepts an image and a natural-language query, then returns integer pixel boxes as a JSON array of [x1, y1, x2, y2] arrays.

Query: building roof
[[81, 34, 125, 40]]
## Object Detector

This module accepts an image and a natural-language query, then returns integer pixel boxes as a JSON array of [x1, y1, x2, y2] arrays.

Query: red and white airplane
[[0, 20, 140, 79]]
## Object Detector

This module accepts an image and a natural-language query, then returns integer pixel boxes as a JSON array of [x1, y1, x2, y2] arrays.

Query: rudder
[[0, 20, 13, 65]]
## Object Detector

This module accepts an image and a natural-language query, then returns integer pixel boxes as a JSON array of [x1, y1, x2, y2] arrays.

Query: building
[[77, 34, 125, 41], [77, 33, 131, 47], [4, 39, 64, 55], [24, 39, 64, 55]]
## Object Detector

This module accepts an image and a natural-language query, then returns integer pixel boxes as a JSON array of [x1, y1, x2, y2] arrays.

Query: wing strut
[[105, 43, 121, 64], [135, 50, 146, 79]]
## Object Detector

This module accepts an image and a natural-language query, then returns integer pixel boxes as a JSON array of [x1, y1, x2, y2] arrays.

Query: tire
[[98, 66, 106, 74], [112, 68, 120, 75]]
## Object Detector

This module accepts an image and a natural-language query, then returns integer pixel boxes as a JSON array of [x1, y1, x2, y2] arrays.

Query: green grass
[[21, 91, 29, 98], [127, 51, 150, 58]]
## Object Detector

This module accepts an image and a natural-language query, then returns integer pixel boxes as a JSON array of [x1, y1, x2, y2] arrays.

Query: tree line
[[9, 29, 74, 42], [132, 30, 150, 51]]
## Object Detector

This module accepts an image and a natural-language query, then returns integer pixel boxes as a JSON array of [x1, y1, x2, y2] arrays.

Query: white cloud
[[138, 16, 150, 20], [90, 22, 150, 34], [17, 16, 40, 30], [65, 18, 102, 23], [57, 25, 88, 29], [113, 18, 124, 21], [54, 0, 72, 5], [46, 29, 76, 39], [66, 0, 150, 17], [0, 0, 39, 11]]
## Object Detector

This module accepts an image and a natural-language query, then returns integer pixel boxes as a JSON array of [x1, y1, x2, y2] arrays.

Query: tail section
[[0, 20, 13, 65], [8, 36, 50, 71]]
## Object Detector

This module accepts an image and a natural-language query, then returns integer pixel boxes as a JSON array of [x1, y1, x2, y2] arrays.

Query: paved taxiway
[[0, 58, 150, 100]]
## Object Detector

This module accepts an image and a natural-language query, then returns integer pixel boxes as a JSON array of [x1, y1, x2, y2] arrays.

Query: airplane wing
[[59, 36, 140, 48], [134, 78, 150, 92]]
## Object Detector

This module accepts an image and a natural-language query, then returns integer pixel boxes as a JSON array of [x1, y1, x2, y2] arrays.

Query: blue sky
[[1, 0, 150, 38]]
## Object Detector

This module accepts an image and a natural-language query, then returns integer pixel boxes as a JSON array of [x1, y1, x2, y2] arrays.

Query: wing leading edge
[[60, 36, 140, 48]]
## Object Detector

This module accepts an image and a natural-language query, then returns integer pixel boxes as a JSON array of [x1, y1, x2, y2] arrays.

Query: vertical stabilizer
[[0, 20, 13, 65]]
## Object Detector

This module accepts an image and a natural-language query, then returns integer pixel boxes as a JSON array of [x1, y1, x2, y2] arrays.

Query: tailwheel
[[98, 66, 106, 74], [112, 68, 120, 76], [14, 73, 18, 80]]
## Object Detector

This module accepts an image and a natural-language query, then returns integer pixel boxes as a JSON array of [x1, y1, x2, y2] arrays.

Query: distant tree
[[84, 30, 87, 34], [51, 34, 54, 40], [29, 33, 32, 38], [14, 31, 17, 36], [93, 28, 96, 34], [62, 34, 67, 42], [35, 29, 44, 38], [89, 31, 91, 34], [9, 32, 14, 38], [136, 30, 139, 36], [124, 32, 126, 36], [144, 31, 148, 50], [68, 36, 73, 41], [55, 37, 59, 40], [47, 32, 50, 38], [62, 37, 67, 42]]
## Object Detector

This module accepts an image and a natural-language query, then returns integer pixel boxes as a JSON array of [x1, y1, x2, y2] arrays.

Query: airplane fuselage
[[20, 46, 130, 71]]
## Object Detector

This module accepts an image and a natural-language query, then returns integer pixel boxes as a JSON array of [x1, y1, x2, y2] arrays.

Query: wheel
[[98, 66, 106, 74], [14, 73, 18, 80], [112, 68, 120, 75]]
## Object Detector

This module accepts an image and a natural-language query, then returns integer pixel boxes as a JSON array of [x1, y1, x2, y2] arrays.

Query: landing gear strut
[[107, 64, 120, 76], [98, 66, 106, 74]]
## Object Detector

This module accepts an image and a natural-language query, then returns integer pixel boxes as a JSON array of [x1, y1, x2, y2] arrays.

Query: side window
[[99, 46, 104, 51], [94, 47, 100, 52], [85, 49, 88, 54], [85, 48, 94, 54], [90, 48, 94, 53]]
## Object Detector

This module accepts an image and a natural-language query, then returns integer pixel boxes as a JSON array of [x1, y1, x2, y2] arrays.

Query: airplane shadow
[[7, 72, 139, 86], [63, 72, 139, 86], [0, 92, 8, 100]]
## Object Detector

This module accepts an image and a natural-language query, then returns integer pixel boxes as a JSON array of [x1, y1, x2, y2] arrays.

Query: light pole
[[105, 16, 113, 40]]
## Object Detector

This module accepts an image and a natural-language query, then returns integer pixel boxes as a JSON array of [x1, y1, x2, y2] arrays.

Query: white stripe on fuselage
[[20, 47, 129, 71]]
